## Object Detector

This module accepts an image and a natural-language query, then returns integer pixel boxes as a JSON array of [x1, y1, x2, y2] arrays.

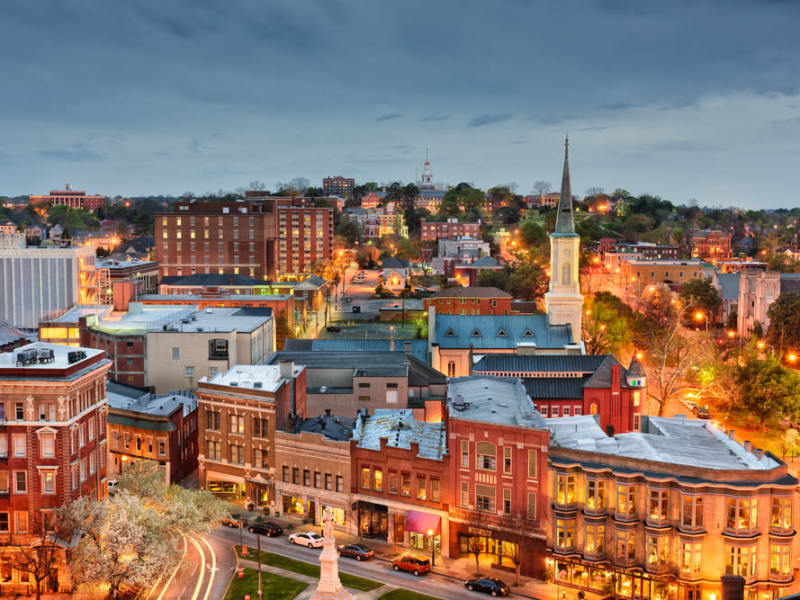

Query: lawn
[[224, 568, 307, 600], [379, 590, 442, 600], [235, 545, 383, 591]]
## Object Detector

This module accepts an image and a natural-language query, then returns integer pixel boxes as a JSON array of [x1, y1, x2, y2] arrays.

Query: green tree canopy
[[731, 354, 800, 431], [678, 278, 722, 326], [439, 183, 485, 220], [519, 221, 548, 249], [767, 292, 800, 353]]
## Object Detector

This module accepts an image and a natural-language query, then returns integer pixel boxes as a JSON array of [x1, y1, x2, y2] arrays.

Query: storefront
[[405, 510, 442, 556], [547, 556, 677, 600], [247, 475, 271, 507], [451, 521, 546, 578], [282, 495, 315, 521], [357, 501, 388, 539]]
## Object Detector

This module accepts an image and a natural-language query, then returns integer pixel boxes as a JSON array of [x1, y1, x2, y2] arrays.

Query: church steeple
[[554, 136, 575, 235]]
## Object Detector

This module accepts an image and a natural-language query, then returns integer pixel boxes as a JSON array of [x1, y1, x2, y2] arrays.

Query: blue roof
[[433, 314, 572, 349], [299, 338, 429, 363], [419, 189, 446, 198], [473, 354, 608, 373]]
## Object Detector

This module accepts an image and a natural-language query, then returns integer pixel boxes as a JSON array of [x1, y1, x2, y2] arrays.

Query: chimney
[[410, 441, 420, 456], [389, 336, 395, 352], [279, 360, 294, 379], [468, 344, 474, 376], [744, 440, 752, 452], [721, 575, 745, 600], [728, 429, 735, 440]]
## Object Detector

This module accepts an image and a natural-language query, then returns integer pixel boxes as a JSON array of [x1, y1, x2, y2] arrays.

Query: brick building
[[546, 415, 799, 600], [0, 342, 111, 593], [351, 408, 450, 558], [360, 192, 384, 210], [421, 219, 480, 241], [95, 258, 160, 310], [446, 377, 550, 578], [106, 383, 198, 484], [155, 196, 333, 280], [472, 354, 646, 434], [197, 361, 306, 506], [690, 229, 732, 261], [322, 176, 355, 199], [424, 287, 513, 316], [29, 184, 106, 211], [620, 260, 703, 294]]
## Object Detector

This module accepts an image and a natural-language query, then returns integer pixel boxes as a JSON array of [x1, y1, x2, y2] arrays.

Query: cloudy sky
[[2, 0, 799, 208]]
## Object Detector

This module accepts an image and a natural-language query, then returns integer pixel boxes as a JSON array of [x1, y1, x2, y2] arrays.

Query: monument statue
[[310, 508, 357, 600]]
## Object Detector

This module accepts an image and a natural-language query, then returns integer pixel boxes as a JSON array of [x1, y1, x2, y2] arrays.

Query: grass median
[[224, 568, 307, 600], [378, 590, 442, 600], [235, 545, 383, 591]]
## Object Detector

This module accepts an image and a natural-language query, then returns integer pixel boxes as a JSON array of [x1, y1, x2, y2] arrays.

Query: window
[[503, 489, 511, 515], [586, 480, 606, 510], [616, 529, 636, 561], [15, 512, 28, 534], [292, 468, 300, 484], [42, 471, 56, 494], [770, 544, 792, 579], [555, 474, 576, 505], [185, 366, 194, 378], [15, 403, 24, 420], [726, 545, 755, 578], [476, 484, 495, 512], [646, 535, 668, 568], [526, 493, 536, 520], [633, 414, 641, 431], [416, 475, 426, 500], [771, 497, 792, 531], [14, 471, 26, 493], [88, 417, 95, 441], [206, 440, 221, 460], [460, 481, 470, 507], [460, 441, 469, 468], [303, 469, 310, 487], [374, 469, 383, 492], [158, 440, 166, 456], [476, 442, 496, 471], [431, 478, 440, 503], [681, 542, 702, 576], [648, 489, 668, 522], [40, 433, 55, 458], [727, 498, 758, 531], [172, 347, 180, 360], [563, 407, 571, 416], [254, 449, 269, 469], [681, 495, 704, 530], [361, 467, 371, 490], [585, 523, 605, 555], [401, 472, 411, 497], [527, 450, 537, 479], [12, 434, 25, 458], [314, 471, 321, 488], [229, 445, 244, 465], [0, 513, 7, 533], [551, 406, 560, 417], [206, 411, 220, 431], [229, 415, 244, 435], [503, 447, 512, 475], [555, 518, 575, 550], [447, 361, 456, 377], [325, 473, 332, 491], [89, 451, 96, 474], [253, 418, 269, 439], [336, 475, 343, 493], [282, 466, 290, 482], [633, 391, 640, 407]]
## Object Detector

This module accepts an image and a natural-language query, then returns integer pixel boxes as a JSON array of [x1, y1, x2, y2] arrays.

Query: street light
[[693, 311, 709, 332], [427, 528, 435, 567]]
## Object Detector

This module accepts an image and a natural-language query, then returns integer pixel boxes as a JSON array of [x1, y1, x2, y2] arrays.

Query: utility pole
[[257, 532, 262, 598]]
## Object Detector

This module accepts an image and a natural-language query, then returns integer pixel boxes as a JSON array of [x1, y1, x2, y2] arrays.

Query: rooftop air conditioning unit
[[253, 382, 263, 389]]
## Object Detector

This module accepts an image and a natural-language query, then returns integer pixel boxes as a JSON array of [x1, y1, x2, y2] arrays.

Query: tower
[[545, 137, 583, 344], [420, 150, 434, 190]]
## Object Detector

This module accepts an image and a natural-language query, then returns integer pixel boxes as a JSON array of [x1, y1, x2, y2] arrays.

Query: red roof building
[[424, 287, 513, 316]]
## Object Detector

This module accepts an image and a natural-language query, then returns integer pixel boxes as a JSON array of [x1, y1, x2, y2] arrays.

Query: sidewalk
[[233, 510, 600, 600]]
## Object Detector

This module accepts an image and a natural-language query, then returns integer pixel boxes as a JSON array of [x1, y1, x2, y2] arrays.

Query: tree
[[679, 278, 722, 326], [644, 319, 694, 416], [305, 186, 324, 197], [532, 181, 551, 195], [247, 180, 266, 191], [519, 221, 548, 249], [467, 536, 482, 575], [477, 269, 508, 290], [336, 216, 362, 246], [440, 183, 485, 220], [506, 263, 548, 302], [0, 512, 65, 600], [275, 177, 310, 196], [732, 354, 800, 431], [583, 293, 633, 356], [777, 429, 800, 462], [766, 292, 800, 353]]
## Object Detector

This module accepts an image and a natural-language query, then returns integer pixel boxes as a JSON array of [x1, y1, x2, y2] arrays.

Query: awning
[[404, 510, 441, 535]]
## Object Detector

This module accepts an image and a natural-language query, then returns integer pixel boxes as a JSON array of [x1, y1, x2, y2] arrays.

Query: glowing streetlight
[[789, 353, 798, 364], [757, 341, 765, 350]]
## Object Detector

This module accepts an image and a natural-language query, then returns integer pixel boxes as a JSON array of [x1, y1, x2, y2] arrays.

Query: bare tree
[[247, 180, 267, 191], [645, 319, 694, 416], [532, 180, 551, 195], [467, 536, 482, 575], [585, 186, 605, 198]]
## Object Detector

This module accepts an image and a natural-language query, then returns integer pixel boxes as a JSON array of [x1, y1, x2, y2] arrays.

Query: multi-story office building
[[620, 260, 703, 294], [322, 176, 355, 199], [106, 383, 198, 484], [196, 361, 306, 506], [0, 246, 103, 329], [29, 184, 106, 211], [690, 229, 733, 261], [155, 197, 333, 281], [421, 219, 480, 241], [0, 342, 111, 593], [95, 257, 160, 310], [546, 415, 798, 600]]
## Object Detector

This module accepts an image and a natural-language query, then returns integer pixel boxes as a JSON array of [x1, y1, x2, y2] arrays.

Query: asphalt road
[[210, 525, 531, 600]]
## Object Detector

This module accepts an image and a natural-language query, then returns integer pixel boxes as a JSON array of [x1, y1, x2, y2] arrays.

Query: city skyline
[[1, 1, 800, 208]]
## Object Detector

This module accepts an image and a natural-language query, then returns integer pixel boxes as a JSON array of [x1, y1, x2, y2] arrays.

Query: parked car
[[352, 306, 361, 313], [326, 325, 341, 332], [345, 297, 353, 303], [392, 555, 431, 576], [107, 479, 118, 495], [247, 521, 283, 537], [288, 532, 324, 548], [220, 514, 242, 528], [465, 577, 510, 597], [337, 544, 374, 561], [693, 405, 711, 419]]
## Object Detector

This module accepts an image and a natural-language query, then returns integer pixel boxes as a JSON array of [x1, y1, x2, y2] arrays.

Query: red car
[[391, 555, 431, 576]]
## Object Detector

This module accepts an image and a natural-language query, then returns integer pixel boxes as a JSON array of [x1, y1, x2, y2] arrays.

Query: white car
[[288, 532, 324, 548]]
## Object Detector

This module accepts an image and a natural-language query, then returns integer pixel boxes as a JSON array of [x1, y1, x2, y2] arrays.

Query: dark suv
[[247, 521, 283, 537]]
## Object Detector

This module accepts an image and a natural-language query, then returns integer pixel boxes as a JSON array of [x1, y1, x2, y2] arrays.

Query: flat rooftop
[[0, 342, 107, 377], [353, 408, 447, 461], [548, 415, 781, 471], [90, 303, 272, 334], [49, 305, 114, 323], [137, 293, 294, 302], [107, 382, 196, 419], [96, 258, 158, 270], [447, 376, 547, 429], [202, 363, 304, 393], [627, 260, 702, 266]]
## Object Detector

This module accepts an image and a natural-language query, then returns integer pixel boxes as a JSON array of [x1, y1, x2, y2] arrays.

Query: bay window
[[646, 535, 668, 570], [648, 489, 668, 523], [616, 484, 636, 517], [615, 528, 636, 562], [727, 498, 758, 532], [771, 496, 792, 532], [585, 523, 605, 555], [555, 474, 576, 506], [586, 479, 606, 511], [726, 545, 756, 579], [681, 542, 702, 576], [769, 544, 792, 580], [555, 518, 575, 551], [680, 495, 704, 530]]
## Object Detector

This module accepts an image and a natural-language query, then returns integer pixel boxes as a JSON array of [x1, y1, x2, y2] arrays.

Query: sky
[[1, 0, 799, 209]]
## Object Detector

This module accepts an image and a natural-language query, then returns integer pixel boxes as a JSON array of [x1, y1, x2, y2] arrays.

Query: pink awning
[[404, 510, 441, 535]]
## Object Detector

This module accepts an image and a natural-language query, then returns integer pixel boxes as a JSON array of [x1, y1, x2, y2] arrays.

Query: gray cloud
[[38, 143, 103, 162], [376, 113, 404, 122], [468, 113, 513, 128], [421, 115, 451, 122]]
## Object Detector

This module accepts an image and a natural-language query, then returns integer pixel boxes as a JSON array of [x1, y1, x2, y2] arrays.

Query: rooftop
[[161, 273, 267, 287], [49, 305, 114, 323], [298, 413, 356, 442], [90, 303, 272, 334], [715, 272, 741, 300], [107, 382, 197, 424], [627, 259, 702, 266], [353, 409, 447, 461], [202, 363, 304, 392], [0, 342, 107, 377], [447, 376, 547, 429], [382, 257, 410, 269], [433, 314, 573, 349], [95, 258, 159, 270], [431, 287, 510, 299], [137, 293, 294, 303], [282, 339, 429, 364], [548, 415, 781, 471]]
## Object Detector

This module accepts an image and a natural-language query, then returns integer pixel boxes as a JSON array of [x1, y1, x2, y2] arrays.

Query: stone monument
[[310, 508, 357, 600]]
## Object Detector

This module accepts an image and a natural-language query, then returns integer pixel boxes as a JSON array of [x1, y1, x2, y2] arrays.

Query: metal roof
[[473, 354, 608, 373], [447, 376, 547, 429], [353, 408, 447, 461], [524, 377, 589, 399], [434, 314, 572, 349], [284, 338, 429, 364]]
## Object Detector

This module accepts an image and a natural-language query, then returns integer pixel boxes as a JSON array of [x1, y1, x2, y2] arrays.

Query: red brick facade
[[421, 221, 480, 241], [424, 295, 513, 316]]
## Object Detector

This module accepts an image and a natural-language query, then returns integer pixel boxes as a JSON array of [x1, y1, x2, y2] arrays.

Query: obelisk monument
[[310, 508, 357, 600]]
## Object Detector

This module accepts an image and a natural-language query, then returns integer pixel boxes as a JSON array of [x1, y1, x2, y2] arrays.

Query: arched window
[[590, 403, 598, 415], [447, 361, 456, 378]]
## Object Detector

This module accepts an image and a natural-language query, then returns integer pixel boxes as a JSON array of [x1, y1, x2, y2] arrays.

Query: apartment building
[[424, 287, 513, 316], [106, 383, 198, 484], [29, 184, 106, 211], [546, 415, 798, 600], [0, 342, 111, 593], [155, 196, 333, 280], [197, 361, 306, 507], [421, 219, 480, 241], [322, 176, 355, 199], [619, 260, 703, 294]]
